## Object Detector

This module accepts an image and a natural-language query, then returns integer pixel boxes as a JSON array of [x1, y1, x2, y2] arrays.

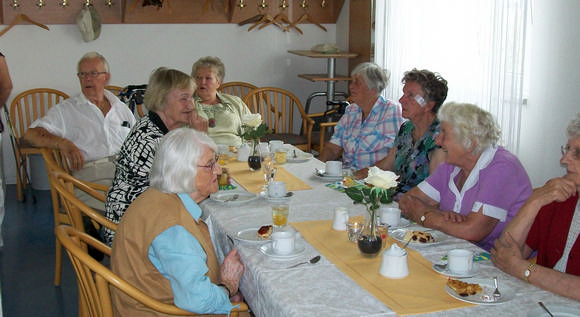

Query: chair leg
[[54, 238, 63, 286], [16, 158, 24, 202]]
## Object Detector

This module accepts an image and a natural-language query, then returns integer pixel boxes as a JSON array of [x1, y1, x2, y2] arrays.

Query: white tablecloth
[[200, 155, 580, 317]]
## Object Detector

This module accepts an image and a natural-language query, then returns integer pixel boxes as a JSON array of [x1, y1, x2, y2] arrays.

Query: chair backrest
[[51, 170, 116, 234], [41, 147, 72, 228], [243, 87, 310, 135], [105, 85, 124, 97], [55, 225, 248, 317], [9, 88, 69, 139], [219, 81, 258, 100]]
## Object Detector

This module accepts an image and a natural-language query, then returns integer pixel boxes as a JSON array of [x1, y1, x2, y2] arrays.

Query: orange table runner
[[224, 160, 312, 193], [291, 219, 475, 316]]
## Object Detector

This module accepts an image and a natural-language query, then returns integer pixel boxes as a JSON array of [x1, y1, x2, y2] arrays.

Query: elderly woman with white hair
[[399, 102, 532, 251], [111, 128, 246, 316], [319, 62, 403, 170], [491, 113, 580, 301]]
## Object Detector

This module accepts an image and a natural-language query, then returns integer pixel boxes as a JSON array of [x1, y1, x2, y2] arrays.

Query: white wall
[[517, 0, 580, 187], [0, 3, 351, 186]]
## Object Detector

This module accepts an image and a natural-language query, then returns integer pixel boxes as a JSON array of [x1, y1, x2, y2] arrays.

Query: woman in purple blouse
[[399, 102, 532, 251]]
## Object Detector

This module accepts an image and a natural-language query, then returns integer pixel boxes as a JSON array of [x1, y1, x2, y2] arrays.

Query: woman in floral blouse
[[355, 69, 448, 197]]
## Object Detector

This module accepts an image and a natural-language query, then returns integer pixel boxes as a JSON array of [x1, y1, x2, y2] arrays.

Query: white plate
[[312, 171, 343, 182], [287, 152, 313, 163], [433, 262, 480, 278], [390, 229, 448, 245], [234, 227, 270, 243], [381, 217, 411, 230], [446, 278, 515, 305], [526, 305, 580, 316], [259, 191, 292, 203], [259, 241, 306, 259], [209, 191, 257, 204]]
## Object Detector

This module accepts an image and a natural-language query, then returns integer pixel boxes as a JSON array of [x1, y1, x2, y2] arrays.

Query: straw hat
[[76, 5, 101, 42]]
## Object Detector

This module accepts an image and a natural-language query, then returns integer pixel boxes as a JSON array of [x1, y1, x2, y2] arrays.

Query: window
[[374, 0, 530, 153]]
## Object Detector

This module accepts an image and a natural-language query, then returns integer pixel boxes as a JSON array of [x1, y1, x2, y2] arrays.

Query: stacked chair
[[40, 147, 110, 286]]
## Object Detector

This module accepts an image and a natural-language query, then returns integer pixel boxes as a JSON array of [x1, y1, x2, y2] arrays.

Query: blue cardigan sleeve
[[148, 225, 234, 314]]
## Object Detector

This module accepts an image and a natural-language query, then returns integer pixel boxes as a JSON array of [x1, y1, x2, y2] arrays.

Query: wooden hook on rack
[[0, 14, 49, 38]]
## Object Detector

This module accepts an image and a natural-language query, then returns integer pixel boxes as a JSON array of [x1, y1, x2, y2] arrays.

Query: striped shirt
[[330, 96, 403, 170]]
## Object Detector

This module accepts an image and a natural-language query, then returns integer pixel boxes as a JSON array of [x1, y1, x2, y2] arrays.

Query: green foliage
[[240, 123, 272, 140]]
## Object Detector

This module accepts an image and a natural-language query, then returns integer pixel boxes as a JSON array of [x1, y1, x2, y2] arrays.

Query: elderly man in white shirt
[[23, 51, 136, 210]]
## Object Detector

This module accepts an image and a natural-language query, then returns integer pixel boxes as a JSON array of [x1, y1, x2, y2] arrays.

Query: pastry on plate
[[257, 225, 273, 239], [447, 278, 482, 297], [403, 230, 434, 243]]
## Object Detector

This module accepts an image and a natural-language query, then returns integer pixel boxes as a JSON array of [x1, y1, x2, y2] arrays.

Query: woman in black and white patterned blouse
[[103, 67, 207, 246]]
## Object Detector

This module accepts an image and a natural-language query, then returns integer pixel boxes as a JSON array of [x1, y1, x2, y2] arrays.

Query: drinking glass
[[262, 152, 275, 185], [271, 203, 290, 227]]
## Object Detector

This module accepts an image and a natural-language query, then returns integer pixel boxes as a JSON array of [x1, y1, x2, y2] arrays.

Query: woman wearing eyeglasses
[[112, 128, 247, 316], [491, 112, 580, 301], [103, 67, 208, 247]]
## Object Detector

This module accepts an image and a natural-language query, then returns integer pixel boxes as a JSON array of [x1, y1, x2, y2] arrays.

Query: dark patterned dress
[[393, 119, 441, 194], [102, 111, 169, 246]]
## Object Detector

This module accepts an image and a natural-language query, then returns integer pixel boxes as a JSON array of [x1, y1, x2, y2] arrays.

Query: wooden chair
[[104, 85, 123, 97], [55, 225, 249, 317], [243, 87, 315, 152], [219, 81, 258, 100], [41, 147, 109, 286], [8, 88, 69, 201], [135, 103, 147, 118]]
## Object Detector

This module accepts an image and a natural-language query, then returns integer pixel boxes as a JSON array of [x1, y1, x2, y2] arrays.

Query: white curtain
[[374, 0, 529, 153]]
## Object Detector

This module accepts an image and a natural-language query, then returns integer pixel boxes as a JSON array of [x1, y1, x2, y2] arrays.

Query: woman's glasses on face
[[561, 144, 580, 160], [198, 155, 220, 171]]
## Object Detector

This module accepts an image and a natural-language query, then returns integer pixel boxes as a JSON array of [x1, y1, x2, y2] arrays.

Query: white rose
[[242, 114, 262, 128], [364, 166, 399, 190]]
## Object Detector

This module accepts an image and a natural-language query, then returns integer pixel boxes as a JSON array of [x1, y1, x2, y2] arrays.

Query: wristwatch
[[420, 210, 432, 226], [524, 262, 536, 283]]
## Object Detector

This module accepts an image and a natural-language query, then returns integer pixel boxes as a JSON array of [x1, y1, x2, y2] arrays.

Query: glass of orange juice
[[271, 203, 289, 227]]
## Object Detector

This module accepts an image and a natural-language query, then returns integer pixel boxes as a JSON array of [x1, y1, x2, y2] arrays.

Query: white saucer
[[381, 218, 411, 230], [287, 152, 313, 163], [259, 241, 306, 259], [312, 170, 342, 182], [259, 191, 292, 203], [234, 227, 270, 243], [210, 191, 257, 204], [446, 278, 514, 305], [433, 262, 480, 278]]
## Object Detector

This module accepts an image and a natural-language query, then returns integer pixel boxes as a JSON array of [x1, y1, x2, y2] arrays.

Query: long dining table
[[199, 149, 580, 317]]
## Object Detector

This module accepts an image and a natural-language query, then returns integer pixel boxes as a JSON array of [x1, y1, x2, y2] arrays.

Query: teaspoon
[[285, 255, 321, 269]]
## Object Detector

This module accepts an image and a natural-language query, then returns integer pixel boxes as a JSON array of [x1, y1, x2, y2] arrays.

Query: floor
[[0, 185, 78, 316]]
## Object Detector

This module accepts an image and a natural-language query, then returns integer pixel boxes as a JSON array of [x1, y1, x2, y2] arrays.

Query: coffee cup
[[379, 207, 401, 228], [271, 231, 295, 255], [379, 244, 409, 279], [269, 140, 284, 153], [267, 181, 287, 198], [332, 207, 349, 231], [447, 249, 473, 274], [326, 161, 342, 176]]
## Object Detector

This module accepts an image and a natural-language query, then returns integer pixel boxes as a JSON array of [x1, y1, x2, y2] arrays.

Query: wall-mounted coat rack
[[0, 0, 344, 25]]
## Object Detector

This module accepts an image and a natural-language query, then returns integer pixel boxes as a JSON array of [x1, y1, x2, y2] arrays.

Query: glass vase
[[247, 138, 261, 171], [357, 209, 383, 257]]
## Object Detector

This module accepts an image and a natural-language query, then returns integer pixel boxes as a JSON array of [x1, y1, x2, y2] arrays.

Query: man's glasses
[[198, 155, 220, 171], [77, 71, 107, 78], [561, 144, 580, 160]]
